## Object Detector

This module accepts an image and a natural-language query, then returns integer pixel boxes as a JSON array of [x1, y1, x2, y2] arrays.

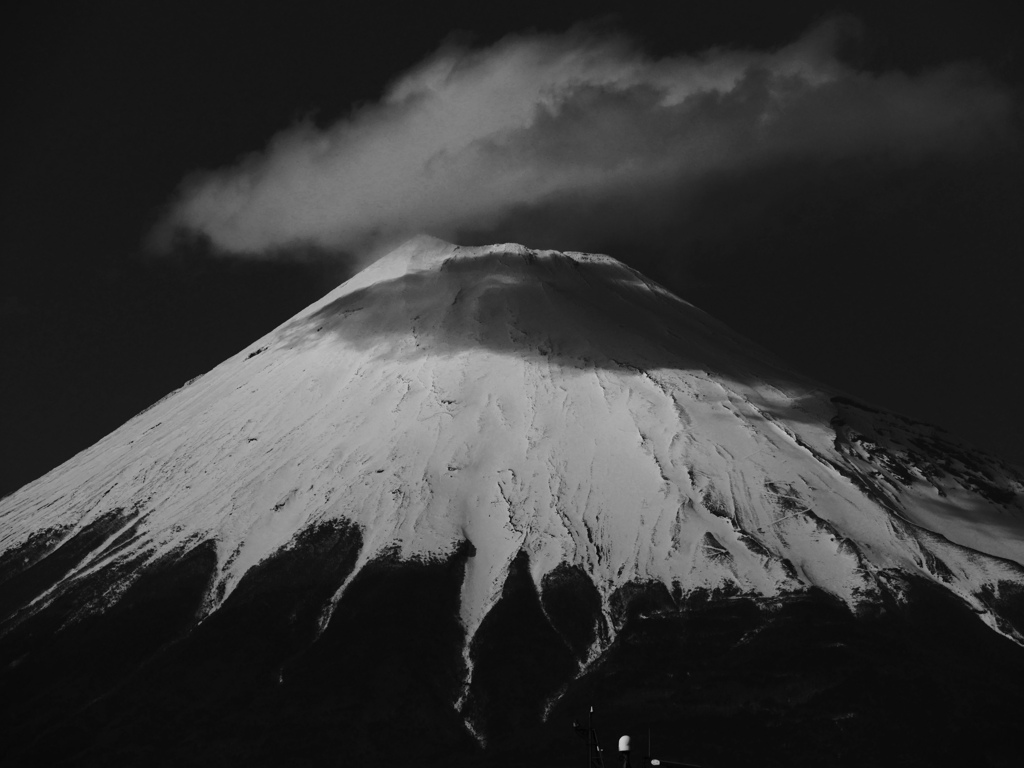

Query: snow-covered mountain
[[3, 236, 1024, 767]]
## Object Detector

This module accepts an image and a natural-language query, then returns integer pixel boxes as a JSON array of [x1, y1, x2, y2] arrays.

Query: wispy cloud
[[152, 16, 1015, 258]]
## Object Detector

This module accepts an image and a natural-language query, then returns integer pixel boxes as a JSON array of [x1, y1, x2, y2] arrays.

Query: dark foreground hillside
[[2, 519, 1024, 768]]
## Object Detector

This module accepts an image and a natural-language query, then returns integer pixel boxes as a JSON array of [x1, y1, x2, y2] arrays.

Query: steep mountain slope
[[2, 236, 1023, 767]]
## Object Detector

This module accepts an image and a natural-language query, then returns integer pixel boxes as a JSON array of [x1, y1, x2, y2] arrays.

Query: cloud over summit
[[154, 17, 1015, 258]]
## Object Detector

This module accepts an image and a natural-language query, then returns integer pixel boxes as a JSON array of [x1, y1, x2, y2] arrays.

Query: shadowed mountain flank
[[544, 581, 1024, 768], [0, 540, 219, 766], [0, 508, 143, 625], [6, 547, 1024, 767], [0, 525, 479, 767], [462, 551, 580, 747]]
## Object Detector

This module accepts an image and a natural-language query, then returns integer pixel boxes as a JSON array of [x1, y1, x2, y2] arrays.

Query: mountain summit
[[3, 237, 1024, 766]]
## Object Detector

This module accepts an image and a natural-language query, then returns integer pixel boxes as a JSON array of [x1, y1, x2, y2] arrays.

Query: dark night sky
[[2, 0, 1022, 497]]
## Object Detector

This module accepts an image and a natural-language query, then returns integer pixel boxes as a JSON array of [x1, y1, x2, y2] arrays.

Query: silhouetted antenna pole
[[573, 705, 605, 768], [588, 707, 592, 768]]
